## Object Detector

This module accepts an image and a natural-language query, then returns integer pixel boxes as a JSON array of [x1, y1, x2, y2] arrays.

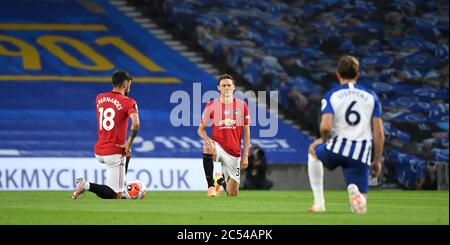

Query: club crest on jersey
[[233, 110, 241, 117]]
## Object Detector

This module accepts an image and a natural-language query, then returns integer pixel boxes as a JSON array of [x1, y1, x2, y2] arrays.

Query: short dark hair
[[337, 55, 359, 79], [112, 70, 132, 87], [217, 74, 234, 86]]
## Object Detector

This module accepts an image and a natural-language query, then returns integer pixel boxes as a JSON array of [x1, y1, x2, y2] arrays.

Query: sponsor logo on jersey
[[219, 118, 236, 128]]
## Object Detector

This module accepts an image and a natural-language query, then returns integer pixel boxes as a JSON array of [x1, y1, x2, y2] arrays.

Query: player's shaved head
[[337, 55, 359, 79]]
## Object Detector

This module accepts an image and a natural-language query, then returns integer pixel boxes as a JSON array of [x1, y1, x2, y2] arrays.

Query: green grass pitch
[[0, 190, 447, 224]]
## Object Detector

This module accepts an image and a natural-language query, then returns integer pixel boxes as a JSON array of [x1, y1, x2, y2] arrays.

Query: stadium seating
[[155, 0, 448, 189], [0, 0, 311, 164], [1, 0, 448, 189]]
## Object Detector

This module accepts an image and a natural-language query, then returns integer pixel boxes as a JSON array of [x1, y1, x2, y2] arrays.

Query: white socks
[[308, 154, 324, 207], [84, 181, 90, 191]]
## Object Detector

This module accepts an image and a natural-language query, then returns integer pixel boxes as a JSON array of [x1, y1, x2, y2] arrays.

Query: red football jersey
[[201, 98, 250, 157], [94, 91, 138, 156]]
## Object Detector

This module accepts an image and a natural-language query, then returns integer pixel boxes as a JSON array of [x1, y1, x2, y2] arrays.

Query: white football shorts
[[213, 141, 241, 184], [95, 154, 126, 193]]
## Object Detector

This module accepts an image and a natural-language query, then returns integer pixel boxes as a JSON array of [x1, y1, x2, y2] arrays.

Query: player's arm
[[118, 113, 140, 154], [319, 113, 333, 143], [240, 125, 250, 170], [126, 112, 140, 148], [309, 113, 333, 155], [198, 122, 215, 153], [197, 122, 211, 144], [371, 117, 384, 177]]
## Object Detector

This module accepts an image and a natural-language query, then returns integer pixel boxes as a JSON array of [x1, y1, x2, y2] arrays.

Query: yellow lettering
[[0, 24, 107, 31], [96, 36, 164, 72], [37, 35, 113, 71], [0, 75, 180, 83], [0, 35, 41, 70]]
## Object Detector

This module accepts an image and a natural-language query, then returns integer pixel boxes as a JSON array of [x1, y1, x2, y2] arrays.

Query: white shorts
[[95, 154, 126, 193], [214, 141, 241, 184]]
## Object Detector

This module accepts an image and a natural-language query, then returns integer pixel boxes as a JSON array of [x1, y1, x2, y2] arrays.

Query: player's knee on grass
[[114, 192, 123, 199], [227, 179, 239, 197], [227, 188, 238, 196]]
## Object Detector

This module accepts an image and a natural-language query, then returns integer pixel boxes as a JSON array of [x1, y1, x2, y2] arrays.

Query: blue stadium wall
[[0, 0, 312, 191]]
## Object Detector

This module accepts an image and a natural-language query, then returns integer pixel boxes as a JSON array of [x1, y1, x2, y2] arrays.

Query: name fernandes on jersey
[[97, 96, 124, 111]]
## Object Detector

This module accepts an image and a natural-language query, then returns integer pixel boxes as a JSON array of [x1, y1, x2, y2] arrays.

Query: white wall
[[0, 158, 207, 191]]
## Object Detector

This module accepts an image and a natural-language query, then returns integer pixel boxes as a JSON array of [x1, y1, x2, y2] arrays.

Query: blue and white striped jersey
[[321, 83, 382, 164]]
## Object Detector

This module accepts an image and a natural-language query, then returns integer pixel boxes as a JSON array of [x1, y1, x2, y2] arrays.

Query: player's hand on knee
[[202, 143, 211, 153], [203, 140, 216, 155], [309, 138, 323, 156], [308, 145, 315, 156]]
